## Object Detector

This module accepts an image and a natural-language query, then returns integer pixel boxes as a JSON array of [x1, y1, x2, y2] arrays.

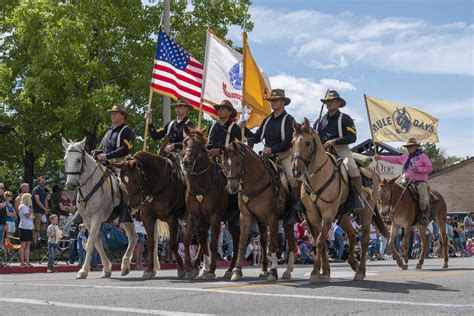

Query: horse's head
[[378, 176, 400, 206], [220, 141, 243, 195], [291, 118, 317, 178], [111, 157, 144, 208], [62, 137, 87, 190], [182, 125, 208, 173]]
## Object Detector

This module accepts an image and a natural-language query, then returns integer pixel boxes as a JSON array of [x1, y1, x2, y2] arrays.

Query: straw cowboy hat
[[213, 100, 237, 119], [107, 104, 129, 118], [171, 97, 194, 110], [320, 90, 346, 108], [402, 137, 421, 147], [265, 89, 291, 105]]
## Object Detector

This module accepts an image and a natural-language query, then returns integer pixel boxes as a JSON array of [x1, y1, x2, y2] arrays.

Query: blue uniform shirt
[[148, 117, 194, 150], [314, 110, 357, 145], [102, 123, 134, 159], [207, 119, 241, 149]]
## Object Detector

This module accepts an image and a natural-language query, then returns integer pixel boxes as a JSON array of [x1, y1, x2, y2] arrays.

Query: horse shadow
[[289, 278, 459, 294]]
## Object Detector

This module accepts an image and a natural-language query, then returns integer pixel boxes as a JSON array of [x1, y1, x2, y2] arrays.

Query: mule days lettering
[[413, 119, 434, 132], [371, 117, 393, 132]]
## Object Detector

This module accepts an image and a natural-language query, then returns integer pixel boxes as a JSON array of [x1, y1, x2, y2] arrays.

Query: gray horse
[[62, 137, 137, 279]]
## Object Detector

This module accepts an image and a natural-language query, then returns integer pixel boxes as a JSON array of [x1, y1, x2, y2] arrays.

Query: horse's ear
[[232, 141, 239, 151], [303, 117, 311, 130], [78, 137, 87, 150], [388, 175, 400, 184], [110, 161, 126, 169], [62, 137, 70, 150], [292, 120, 300, 132]]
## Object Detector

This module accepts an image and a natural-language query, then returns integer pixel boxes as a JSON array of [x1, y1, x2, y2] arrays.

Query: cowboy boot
[[420, 207, 430, 226], [347, 176, 364, 211]]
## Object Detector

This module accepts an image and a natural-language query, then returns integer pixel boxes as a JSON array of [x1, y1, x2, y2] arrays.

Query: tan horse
[[378, 176, 448, 269], [292, 118, 387, 283], [221, 141, 296, 281], [182, 127, 240, 280]]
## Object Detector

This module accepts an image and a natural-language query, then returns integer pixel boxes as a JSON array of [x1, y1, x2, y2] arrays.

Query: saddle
[[263, 156, 290, 196]]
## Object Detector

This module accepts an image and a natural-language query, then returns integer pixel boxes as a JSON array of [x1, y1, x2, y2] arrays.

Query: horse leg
[[200, 220, 220, 280], [355, 210, 371, 281], [257, 222, 269, 278], [231, 212, 252, 281], [266, 221, 280, 282], [76, 221, 99, 279], [282, 222, 296, 280], [416, 225, 427, 269], [141, 211, 157, 279], [387, 224, 404, 269], [304, 211, 322, 284], [120, 221, 137, 277], [223, 218, 240, 280], [184, 215, 197, 279], [168, 217, 185, 279], [93, 235, 112, 278], [401, 225, 410, 270], [438, 217, 449, 268], [197, 222, 210, 278], [317, 218, 333, 283], [339, 215, 358, 272]]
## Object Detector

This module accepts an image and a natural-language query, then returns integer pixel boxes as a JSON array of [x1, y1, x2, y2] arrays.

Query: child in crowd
[[46, 214, 61, 273], [77, 224, 87, 267], [465, 238, 472, 257], [18, 193, 34, 267]]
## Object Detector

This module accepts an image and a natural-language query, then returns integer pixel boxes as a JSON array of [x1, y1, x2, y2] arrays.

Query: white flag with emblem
[[202, 31, 271, 126]]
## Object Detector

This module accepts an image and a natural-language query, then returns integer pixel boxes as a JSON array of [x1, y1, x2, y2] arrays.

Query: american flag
[[151, 29, 217, 116]]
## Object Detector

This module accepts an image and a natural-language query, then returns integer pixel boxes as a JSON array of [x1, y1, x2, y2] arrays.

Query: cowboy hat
[[213, 100, 237, 119], [265, 89, 291, 105], [320, 90, 346, 107], [107, 104, 129, 118], [402, 137, 421, 147], [171, 97, 194, 110]]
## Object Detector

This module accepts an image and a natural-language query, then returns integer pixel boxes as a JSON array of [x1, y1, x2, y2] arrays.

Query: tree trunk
[[23, 145, 36, 187]]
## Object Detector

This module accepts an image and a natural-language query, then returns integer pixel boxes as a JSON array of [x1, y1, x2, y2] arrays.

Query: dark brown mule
[[378, 176, 448, 270], [221, 141, 296, 281], [181, 127, 240, 280], [292, 118, 388, 282], [111, 151, 186, 279]]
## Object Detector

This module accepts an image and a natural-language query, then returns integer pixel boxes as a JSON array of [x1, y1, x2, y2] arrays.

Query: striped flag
[[151, 29, 217, 116]]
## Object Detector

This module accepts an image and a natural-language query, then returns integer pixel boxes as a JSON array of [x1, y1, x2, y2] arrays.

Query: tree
[[421, 143, 463, 173], [0, 0, 252, 185]]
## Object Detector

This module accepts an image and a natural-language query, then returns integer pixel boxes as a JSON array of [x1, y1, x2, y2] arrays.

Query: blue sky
[[225, 0, 473, 157]]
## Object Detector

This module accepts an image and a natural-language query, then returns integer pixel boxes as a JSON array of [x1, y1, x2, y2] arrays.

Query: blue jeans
[[48, 242, 58, 268], [78, 249, 86, 266], [334, 232, 345, 259]]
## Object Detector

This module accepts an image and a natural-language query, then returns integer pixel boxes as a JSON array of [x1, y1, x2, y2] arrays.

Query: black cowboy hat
[[265, 89, 291, 106], [213, 100, 237, 119], [171, 97, 194, 110], [107, 103, 129, 118], [320, 90, 346, 108]]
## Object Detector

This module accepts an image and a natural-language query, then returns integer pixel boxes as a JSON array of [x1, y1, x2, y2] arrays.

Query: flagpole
[[143, 88, 154, 151], [241, 31, 248, 142], [364, 94, 381, 173], [315, 89, 330, 132], [198, 31, 212, 129]]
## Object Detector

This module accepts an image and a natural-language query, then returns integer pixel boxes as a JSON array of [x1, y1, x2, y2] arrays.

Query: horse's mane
[[134, 150, 166, 173]]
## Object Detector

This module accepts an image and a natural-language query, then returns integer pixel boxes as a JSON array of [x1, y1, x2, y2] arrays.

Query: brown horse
[[292, 118, 387, 282], [111, 151, 185, 279], [220, 140, 296, 281], [378, 176, 448, 269], [181, 126, 240, 280]]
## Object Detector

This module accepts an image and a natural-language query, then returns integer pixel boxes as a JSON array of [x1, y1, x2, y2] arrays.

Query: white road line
[[10, 283, 474, 309], [0, 297, 211, 315]]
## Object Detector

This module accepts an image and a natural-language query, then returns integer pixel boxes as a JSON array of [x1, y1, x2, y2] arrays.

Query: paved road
[[0, 257, 473, 315]]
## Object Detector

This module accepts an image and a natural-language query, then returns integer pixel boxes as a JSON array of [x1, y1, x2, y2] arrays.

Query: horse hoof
[[177, 270, 186, 279], [401, 265, 408, 270], [442, 263, 448, 269], [415, 264, 422, 269], [101, 271, 112, 278], [222, 271, 232, 280], [266, 269, 278, 282], [396, 260, 404, 268], [310, 275, 320, 284], [142, 271, 154, 280], [185, 272, 195, 280], [258, 271, 269, 278], [231, 272, 242, 281], [319, 275, 330, 283], [191, 269, 200, 278], [353, 273, 365, 281], [121, 266, 130, 276], [281, 271, 292, 280], [76, 271, 88, 279], [197, 272, 215, 280]]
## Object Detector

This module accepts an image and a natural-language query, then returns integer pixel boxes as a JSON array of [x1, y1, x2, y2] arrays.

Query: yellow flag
[[242, 32, 272, 129], [365, 95, 439, 143]]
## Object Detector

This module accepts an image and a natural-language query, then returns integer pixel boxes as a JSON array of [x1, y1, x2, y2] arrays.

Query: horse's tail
[[156, 219, 170, 240], [372, 204, 389, 238]]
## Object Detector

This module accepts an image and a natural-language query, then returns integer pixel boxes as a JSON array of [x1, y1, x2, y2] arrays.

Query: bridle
[[292, 133, 317, 173], [378, 180, 411, 218], [182, 135, 209, 176]]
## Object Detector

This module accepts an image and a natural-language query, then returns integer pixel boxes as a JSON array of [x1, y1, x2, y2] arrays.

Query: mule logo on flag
[[393, 107, 412, 134]]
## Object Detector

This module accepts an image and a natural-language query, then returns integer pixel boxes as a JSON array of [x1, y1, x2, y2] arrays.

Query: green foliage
[[421, 143, 463, 173], [0, 0, 252, 183]]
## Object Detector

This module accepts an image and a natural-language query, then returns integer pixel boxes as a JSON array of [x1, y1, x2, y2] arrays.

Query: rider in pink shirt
[[375, 138, 433, 225]]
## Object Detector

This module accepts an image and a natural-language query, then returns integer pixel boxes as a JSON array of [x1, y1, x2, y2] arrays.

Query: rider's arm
[[105, 128, 134, 160], [243, 117, 266, 143], [149, 122, 168, 140], [378, 153, 406, 165], [335, 114, 357, 145]]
